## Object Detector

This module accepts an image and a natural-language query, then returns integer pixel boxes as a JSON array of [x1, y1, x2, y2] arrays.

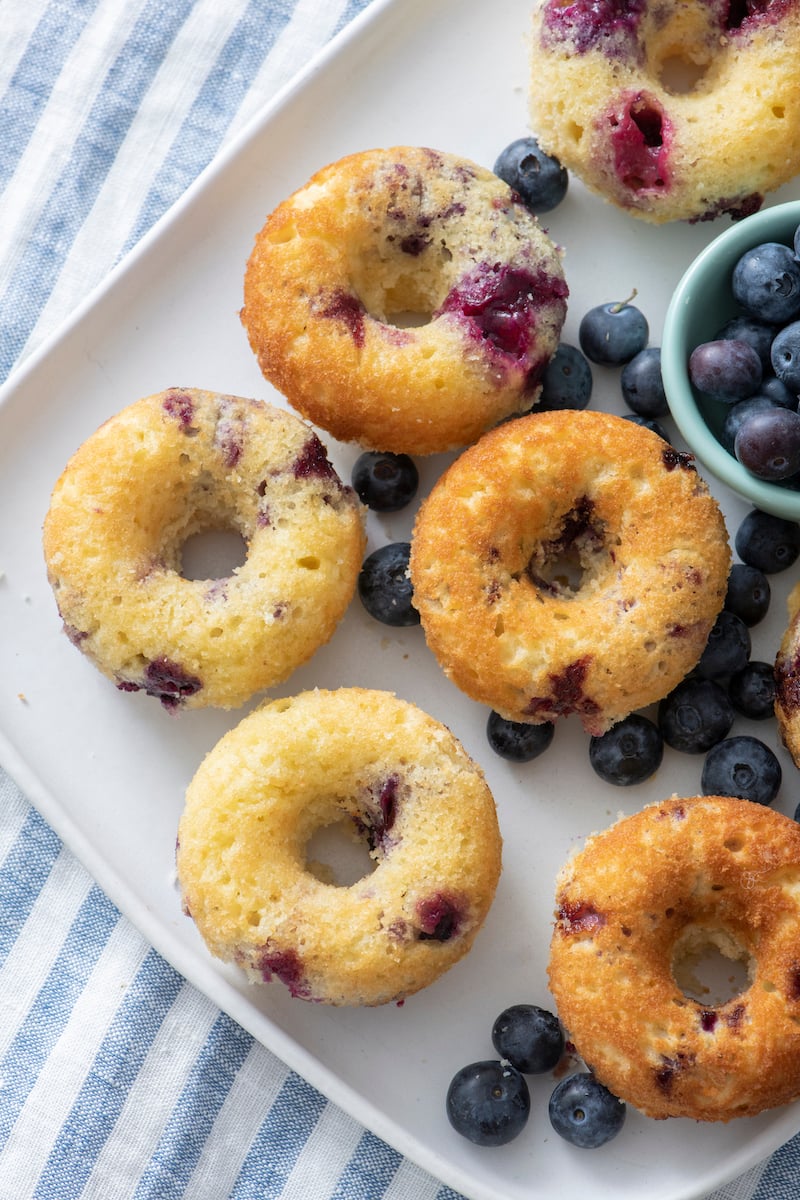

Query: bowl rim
[[662, 199, 800, 521]]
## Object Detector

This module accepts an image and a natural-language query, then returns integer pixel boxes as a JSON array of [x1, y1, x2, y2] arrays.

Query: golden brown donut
[[548, 795, 800, 1121], [176, 688, 502, 1006], [409, 409, 730, 734], [241, 146, 568, 455]]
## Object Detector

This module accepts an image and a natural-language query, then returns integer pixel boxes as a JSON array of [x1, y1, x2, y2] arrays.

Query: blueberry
[[732, 241, 800, 324], [658, 678, 734, 754], [589, 714, 663, 786], [493, 136, 569, 214], [578, 297, 649, 366], [701, 735, 781, 806], [735, 509, 800, 573], [446, 1060, 530, 1146], [548, 1073, 626, 1149], [491, 1004, 565, 1074], [724, 562, 771, 626], [759, 374, 799, 409], [695, 610, 751, 679], [728, 660, 776, 720], [486, 711, 555, 762], [688, 339, 762, 403], [734, 406, 800, 480], [622, 413, 668, 440], [620, 346, 668, 417], [538, 343, 593, 410], [770, 320, 800, 392], [358, 542, 420, 626], [351, 451, 419, 511], [714, 314, 777, 371], [720, 395, 778, 454]]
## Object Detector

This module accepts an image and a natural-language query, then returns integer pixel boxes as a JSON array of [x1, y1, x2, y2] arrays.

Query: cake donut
[[240, 146, 569, 455], [774, 581, 800, 765], [175, 688, 502, 1006], [409, 410, 730, 735], [528, 0, 800, 224], [42, 388, 365, 711], [549, 795, 800, 1121]]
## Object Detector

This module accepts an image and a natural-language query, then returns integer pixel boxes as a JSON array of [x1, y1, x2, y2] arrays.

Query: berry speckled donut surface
[[176, 688, 502, 1007], [774, 580, 800, 763], [549, 795, 800, 1120], [528, 0, 800, 223], [42, 388, 365, 710], [241, 146, 568, 454], [409, 410, 731, 734]]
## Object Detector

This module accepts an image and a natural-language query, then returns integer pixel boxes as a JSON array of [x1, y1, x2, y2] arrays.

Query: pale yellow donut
[[176, 688, 502, 1006], [548, 795, 800, 1121], [529, 0, 800, 223], [410, 410, 730, 735], [43, 388, 365, 710], [241, 146, 568, 455]]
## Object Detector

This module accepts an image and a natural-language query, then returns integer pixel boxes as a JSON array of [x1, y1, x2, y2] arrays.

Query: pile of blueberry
[[445, 1003, 625, 1150], [688, 230, 800, 484]]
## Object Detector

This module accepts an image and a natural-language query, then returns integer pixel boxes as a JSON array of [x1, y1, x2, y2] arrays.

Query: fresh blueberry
[[491, 1004, 565, 1074], [701, 735, 781, 806], [734, 406, 800, 480], [358, 542, 420, 626], [724, 562, 771, 626], [720, 395, 778, 454], [493, 136, 569, 214], [578, 297, 649, 366], [732, 242, 800, 324], [620, 347, 668, 417], [351, 451, 419, 511], [714, 314, 777, 371], [735, 509, 800, 573], [446, 1060, 530, 1146], [658, 678, 734, 754], [589, 714, 663, 786], [538, 343, 593, 410], [770, 320, 800, 392], [728, 660, 776, 720], [622, 413, 668, 440], [688, 339, 762, 403], [548, 1073, 626, 1149], [759, 374, 799, 409], [487, 711, 555, 762], [695, 610, 751, 679]]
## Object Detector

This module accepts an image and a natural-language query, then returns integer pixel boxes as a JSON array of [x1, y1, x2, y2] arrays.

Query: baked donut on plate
[[528, 0, 800, 224], [241, 146, 568, 455], [43, 388, 365, 711], [409, 409, 730, 735], [549, 795, 800, 1121], [176, 688, 502, 1006]]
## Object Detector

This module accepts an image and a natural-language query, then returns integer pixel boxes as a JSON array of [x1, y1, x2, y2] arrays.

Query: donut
[[409, 409, 730, 735], [548, 794, 800, 1121], [42, 388, 365, 711], [240, 146, 569, 455], [528, 0, 800, 224], [774, 581, 800, 764], [175, 688, 502, 1006]]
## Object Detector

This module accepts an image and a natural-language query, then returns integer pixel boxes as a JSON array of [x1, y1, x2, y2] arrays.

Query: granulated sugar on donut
[[549, 795, 800, 1121], [528, 0, 800, 224], [241, 146, 568, 455], [176, 688, 502, 1007], [410, 409, 730, 735], [42, 388, 365, 711]]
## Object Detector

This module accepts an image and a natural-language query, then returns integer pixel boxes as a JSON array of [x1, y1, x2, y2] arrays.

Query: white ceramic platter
[[3, 1, 800, 1197]]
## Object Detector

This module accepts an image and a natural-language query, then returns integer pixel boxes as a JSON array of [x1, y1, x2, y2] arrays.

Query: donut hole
[[180, 527, 248, 581], [348, 241, 456, 329], [671, 925, 754, 1006], [656, 52, 711, 95], [305, 817, 377, 887], [525, 498, 609, 597]]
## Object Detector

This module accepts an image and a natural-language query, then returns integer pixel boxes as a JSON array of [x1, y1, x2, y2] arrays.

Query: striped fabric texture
[[1, 2, 799, 1198]]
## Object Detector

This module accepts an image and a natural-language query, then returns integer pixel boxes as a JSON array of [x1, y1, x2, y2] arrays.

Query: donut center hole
[[180, 527, 248, 580], [525, 497, 608, 598], [656, 52, 711, 94], [305, 818, 376, 887], [350, 242, 455, 328], [671, 926, 753, 1006]]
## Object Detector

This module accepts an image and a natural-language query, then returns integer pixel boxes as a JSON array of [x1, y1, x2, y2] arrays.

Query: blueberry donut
[[240, 146, 568, 455], [549, 795, 800, 1120], [175, 688, 502, 1006], [529, 0, 800, 223], [409, 410, 730, 734], [42, 388, 365, 710], [774, 581, 800, 764]]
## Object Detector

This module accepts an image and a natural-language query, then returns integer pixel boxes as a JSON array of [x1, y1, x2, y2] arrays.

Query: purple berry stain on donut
[[557, 899, 606, 934], [293, 434, 338, 482], [117, 656, 202, 710], [787, 963, 800, 1001], [654, 1053, 693, 1094], [525, 657, 601, 724], [319, 289, 366, 348], [775, 652, 800, 714], [700, 1010, 718, 1033], [541, 0, 646, 57], [417, 893, 461, 942], [163, 389, 196, 432], [258, 946, 311, 1000], [691, 193, 763, 224], [358, 775, 400, 854], [662, 447, 696, 472], [608, 92, 672, 196]]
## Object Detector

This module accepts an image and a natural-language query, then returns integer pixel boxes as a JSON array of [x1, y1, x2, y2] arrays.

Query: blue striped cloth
[[1, 2, 799, 1198]]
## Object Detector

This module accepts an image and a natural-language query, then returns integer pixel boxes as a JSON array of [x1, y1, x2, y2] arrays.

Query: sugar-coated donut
[[774, 580, 800, 764], [175, 688, 502, 1006], [43, 388, 365, 711], [549, 795, 800, 1121], [528, 0, 800, 224], [241, 146, 568, 455], [409, 410, 730, 735]]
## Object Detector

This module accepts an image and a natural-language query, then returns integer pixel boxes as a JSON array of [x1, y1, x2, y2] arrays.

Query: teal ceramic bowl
[[662, 201, 800, 520]]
